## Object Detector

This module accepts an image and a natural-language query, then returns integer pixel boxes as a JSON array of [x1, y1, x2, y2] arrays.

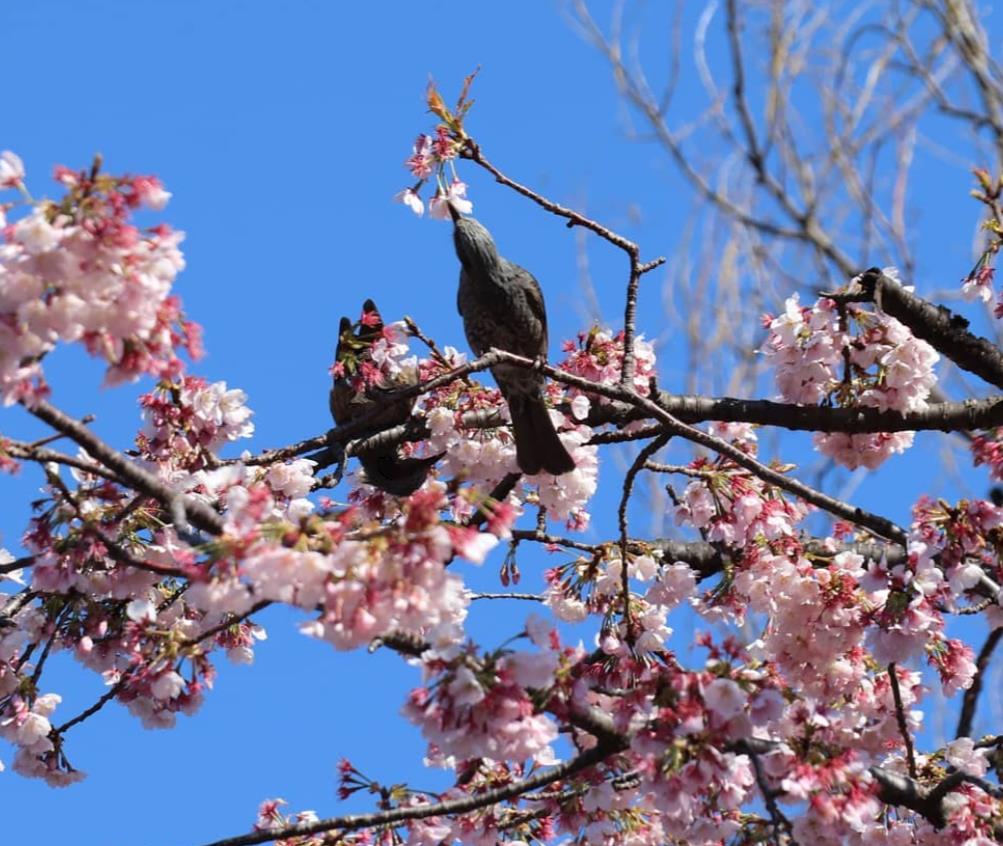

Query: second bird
[[330, 300, 441, 496], [451, 207, 576, 476]]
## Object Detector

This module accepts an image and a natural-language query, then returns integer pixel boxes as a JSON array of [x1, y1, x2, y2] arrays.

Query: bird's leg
[[531, 355, 547, 373]]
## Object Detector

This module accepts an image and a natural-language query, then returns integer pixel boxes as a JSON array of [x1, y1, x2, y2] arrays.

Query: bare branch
[[955, 626, 1003, 739]]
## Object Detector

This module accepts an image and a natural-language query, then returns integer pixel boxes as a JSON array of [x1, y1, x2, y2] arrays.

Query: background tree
[[3, 2, 1003, 845]]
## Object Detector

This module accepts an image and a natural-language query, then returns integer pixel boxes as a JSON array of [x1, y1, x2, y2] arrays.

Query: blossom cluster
[[137, 376, 254, 475], [761, 277, 939, 468], [394, 130, 473, 220], [394, 79, 477, 219], [0, 152, 200, 405], [404, 615, 562, 765], [673, 423, 810, 547], [559, 325, 658, 402], [971, 426, 1003, 481]]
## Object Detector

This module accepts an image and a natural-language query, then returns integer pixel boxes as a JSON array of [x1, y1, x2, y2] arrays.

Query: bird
[[329, 300, 441, 496], [450, 208, 576, 476]]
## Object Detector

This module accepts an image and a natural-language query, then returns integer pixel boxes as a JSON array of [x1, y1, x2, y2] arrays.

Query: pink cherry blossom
[[428, 179, 473, 220], [762, 279, 938, 469], [962, 263, 995, 302], [394, 187, 425, 216], [0, 150, 24, 188], [0, 162, 200, 404]]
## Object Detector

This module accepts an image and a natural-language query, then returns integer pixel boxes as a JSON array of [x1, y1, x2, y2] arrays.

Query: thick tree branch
[[6, 439, 124, 485], [589, 391, 1003, 433], [248, 391, 1003, 479], [504, 352, 908, 543]]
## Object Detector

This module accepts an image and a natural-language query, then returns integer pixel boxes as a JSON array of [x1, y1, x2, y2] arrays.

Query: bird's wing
[[506, 260, 548, 349], [457, 268, 488, 356]]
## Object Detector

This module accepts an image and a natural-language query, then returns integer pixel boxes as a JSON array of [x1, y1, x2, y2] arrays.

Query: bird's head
[[452, 212, 501, 272]]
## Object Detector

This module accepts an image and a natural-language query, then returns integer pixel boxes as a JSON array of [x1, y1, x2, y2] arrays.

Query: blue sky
[[2, 2, 1002, 844]]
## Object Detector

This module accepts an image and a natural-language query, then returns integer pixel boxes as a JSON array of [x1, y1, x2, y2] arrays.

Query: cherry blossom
[[0, 151, 24, 188], [394, 186, 425, 216], [428, 178, 473, 220], [962, 263, 995, 302], [0, 159, 200, 405], [762, 279, 939, 469]]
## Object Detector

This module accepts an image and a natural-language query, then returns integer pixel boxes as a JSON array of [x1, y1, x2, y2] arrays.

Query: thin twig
[[888, 662, 918, 779], [617, 434, 671, 637], [955, 626, 1003, 739], [198, 742, 622, 846]]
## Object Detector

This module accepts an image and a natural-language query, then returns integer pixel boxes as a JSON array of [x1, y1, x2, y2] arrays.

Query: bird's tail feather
[[508, 394, 576, 476]]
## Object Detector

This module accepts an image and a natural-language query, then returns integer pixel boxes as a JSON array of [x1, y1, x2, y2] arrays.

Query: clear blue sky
[[2, 2, 1000, 844]]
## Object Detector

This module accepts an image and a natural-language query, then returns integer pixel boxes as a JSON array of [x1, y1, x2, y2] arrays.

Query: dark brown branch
[[888, 663, 918, 779], [461, 139, 639, 251], [589, 391, 1003, 434], [620, 256, 666, 386], [54, 600, 271, 737], [368, 629, 428, 658], [469, 592, 544, 602], [242, 390, 1003, 478], [466, 472, 522, 529], [511, 531, 912, 579], [54, 679, 127, 734], [617, 434, 671, 635], [955, 626, 1003, 739], [505, 352, 908, 544], [178, 600, 272, 650], [743, 740, 793, 843], [0, 556, 32, 576], [43, 467, 189, 580], [869, 766, 952, 829], [740, 737, 991, 831]]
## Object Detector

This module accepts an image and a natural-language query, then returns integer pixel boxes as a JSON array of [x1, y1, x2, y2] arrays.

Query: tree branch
[[197, 741, 622, 846], [955, 626, 1003, 739]]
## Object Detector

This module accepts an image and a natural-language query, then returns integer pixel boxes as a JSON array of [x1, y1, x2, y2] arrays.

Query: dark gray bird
[[330, 300, 441, 496], [451, 209, 576, 476]]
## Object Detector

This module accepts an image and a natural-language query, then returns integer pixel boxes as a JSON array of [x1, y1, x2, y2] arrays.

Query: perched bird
[[451, 209, 576, 476], [329, 300, 440, 496]]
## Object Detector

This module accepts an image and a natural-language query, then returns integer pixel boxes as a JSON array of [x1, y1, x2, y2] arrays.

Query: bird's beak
[[447, 200, 462, 223]]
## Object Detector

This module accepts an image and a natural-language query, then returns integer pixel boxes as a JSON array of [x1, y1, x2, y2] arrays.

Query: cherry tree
[[4, 2, 1003, 845]]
